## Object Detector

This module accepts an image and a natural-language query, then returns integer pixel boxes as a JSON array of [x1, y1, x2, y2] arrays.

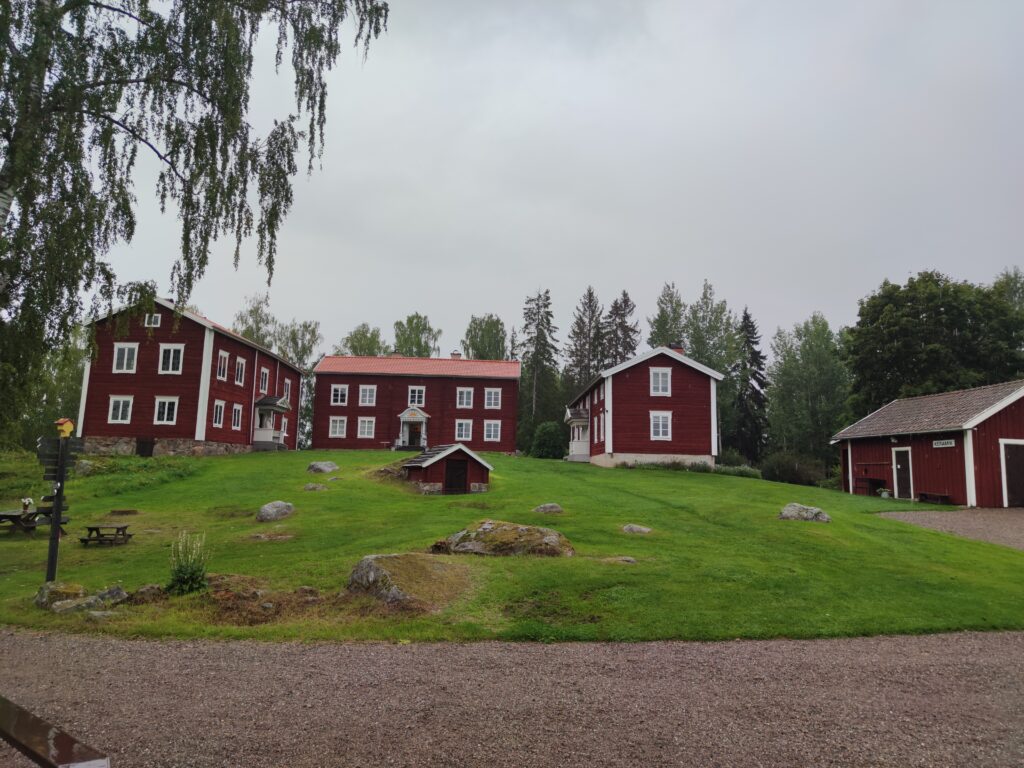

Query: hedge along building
[[564, 345, 725, 467], [832, 379, 1024, 507], [77, 298, 302, 456]]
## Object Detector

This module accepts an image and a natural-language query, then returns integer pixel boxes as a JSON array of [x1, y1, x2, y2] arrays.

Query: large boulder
[[532, 503, 563, 514], [257, 501, 294, 522], [307, 461, 339, 474], [778, 503, 831, 523], [433, 519, 574, 557], [34, 582, 85, 609], [346, 553, 469, 609], [304, 483, 328, 492]]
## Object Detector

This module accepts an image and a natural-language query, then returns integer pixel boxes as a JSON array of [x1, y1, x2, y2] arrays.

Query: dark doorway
[[1005, 443, 1024, 507], [408, 423, 422, 448], [136, 438, 154, 457], [444, 459, 468, 494], [894, 449, 912, 499]]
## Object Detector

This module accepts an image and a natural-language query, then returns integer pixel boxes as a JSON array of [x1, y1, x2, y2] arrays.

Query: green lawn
[[0, 449, 1021, 642]]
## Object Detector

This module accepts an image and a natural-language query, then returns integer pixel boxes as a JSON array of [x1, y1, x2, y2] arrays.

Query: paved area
[[880, 507, 1024, 550], [1, 629, 1022, 767]]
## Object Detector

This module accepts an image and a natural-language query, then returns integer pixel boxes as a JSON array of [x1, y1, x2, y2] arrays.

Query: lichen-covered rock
[[532, 503, 563, 514], [304, 483, 328, 492], [257, 501, 293, 522], [34, 582, 85, 609], [434, 519, 574, 557], [50, 596, 102, 614], [778, 503, 831, 523], [96, 585, 129, 606], [307, 461, 339, 474], [74, 459, 95, 477], [622, 524, 652, 534], [346, 553, 469, 609]]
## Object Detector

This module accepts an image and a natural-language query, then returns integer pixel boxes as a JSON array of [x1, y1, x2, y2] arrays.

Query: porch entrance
[[396, 407, 430, 450]]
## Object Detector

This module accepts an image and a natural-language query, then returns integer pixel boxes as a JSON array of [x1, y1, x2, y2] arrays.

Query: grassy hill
[[0, 450, 1021, 642]]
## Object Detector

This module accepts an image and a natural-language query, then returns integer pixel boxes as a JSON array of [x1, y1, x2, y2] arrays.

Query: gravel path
[[880, 507, 1024, 550], [2, 629, 1022, 767]]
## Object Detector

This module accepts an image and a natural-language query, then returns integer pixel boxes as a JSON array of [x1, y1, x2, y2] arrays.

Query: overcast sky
[[105, 0, 1024, 358]]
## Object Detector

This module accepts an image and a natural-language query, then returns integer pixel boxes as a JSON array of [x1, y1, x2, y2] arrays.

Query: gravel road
[[880, 507, 1024, 550], [2, 629, 1022, 767]]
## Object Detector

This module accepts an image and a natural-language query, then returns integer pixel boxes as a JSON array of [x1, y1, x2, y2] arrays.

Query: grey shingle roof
[[833, 379, 1024, 441]]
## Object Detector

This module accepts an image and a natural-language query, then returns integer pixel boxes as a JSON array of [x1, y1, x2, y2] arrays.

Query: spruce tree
[[565, 286, 605, 389], [732, 308, 768, 462], [603, 290, 640, 366], [517, 290, 561, 449], [646, 282, 685, 348]]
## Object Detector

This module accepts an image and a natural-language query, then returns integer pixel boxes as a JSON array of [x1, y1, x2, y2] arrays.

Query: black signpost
[[36, 423, 82, 582]]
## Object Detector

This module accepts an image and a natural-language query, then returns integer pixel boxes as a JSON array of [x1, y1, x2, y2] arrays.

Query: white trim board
[[964, 429, 977, 507], [847, 440, 854, 495], [964, 383, 1024, 429], [710, 378, 718, 457], [605, 374, 614, 455], [407, 443, 494, 471], [76, 359, 91, 437], [999, 438, 1024, 508], [195, 327, 214, 440], [601, 346, 725, 382]]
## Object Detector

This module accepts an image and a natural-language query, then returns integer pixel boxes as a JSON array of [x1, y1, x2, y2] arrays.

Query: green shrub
[[714, 464, 762, 479], [760, 452, 825, 486], [167, 531, 209, 596], [530, 422, 565, 459], [716, 447, 746, 467]]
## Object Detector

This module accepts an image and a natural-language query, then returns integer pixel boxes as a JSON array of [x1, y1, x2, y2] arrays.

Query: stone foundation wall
[[589, 452, 715, 469], [84, 436, 252, 457], [415, 482, 443, 495], [82, 436, 137, 456], [470, 483, 489, 493]]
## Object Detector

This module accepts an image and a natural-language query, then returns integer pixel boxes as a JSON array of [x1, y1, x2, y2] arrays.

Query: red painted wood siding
[[609, 354, 713, 455], [972, 395, 1024, 507], [844, 432, 967, 504], [311, 374, 518, 452], [407, 455, 490, 486]]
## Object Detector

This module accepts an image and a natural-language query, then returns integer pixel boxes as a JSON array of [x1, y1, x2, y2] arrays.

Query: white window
[[484, 388, 502, 409], [212, 400, 225, 428], [216, 351, 230, 380], [112, 343, 138, 373], [259, 367, 269, 393], [108, 396, 133, 424], [650, 367, 671, 396], [232, 403, 243, 430], [408, 386, 425, 406], [331, 384, 349, 406], [455, 419, 472, 441], [593, 416, 598, 443], [329, 416, 347, 438], [600, 413, 605, 441], [650, 411, 671, 441], [359, 385, 376, 406], [281, 417, 289, 436], [234, 357, 246, 385], [283, 378, 292, 401], [357, 417, 375, 438], [484, 420, 501, 442], [143, 313, 161, 328], [154, 396, 179, 425], [600, 382, 604, 400], [159, 344, 184, 374], [456, 387, 474, 409]]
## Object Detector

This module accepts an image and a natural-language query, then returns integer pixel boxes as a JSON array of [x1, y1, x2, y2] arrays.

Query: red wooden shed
[[402, 444, 492, 494], [832, 379, 1024, 507]]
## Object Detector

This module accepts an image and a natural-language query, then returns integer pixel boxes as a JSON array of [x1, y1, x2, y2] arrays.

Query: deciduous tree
[[393, 313, 440, 358], [461, 314, 508, 360], [333, 323, 391, 356]]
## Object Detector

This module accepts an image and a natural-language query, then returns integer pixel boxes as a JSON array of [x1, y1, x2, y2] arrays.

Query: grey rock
[[622, 524, 652, 534], [51, 596, 102, 614], [307, 461, 339, 474], [97, 585, 129, 606], [34, 582, 85, 609], [257, 501, 294, 522], [604, 556, 637, 564], [778, 503, 831, 523], [328, 476, 341, 482], [304, 483, 328, 492], [75, 459, 95, 477], [532, 503, 564, 514], [260, 602, 275, 611], [347, 554, 416, 604], [87, 611, 115, 621], [435, 519, 575, 557]]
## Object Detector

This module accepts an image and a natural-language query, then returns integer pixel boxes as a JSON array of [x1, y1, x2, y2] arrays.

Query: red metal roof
[[315, 355, 521, 379]]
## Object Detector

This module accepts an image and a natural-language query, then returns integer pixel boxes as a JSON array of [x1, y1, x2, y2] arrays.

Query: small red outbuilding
[[402, 444, 492, 494], [832, 379, 1024, 507]]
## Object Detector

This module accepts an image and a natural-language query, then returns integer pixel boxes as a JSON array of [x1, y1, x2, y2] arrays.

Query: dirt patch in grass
[[208, 505, 253, 520], [249, 532, 294, 542], [367, 459, 408, 482], [205, 575, 324, 626], [504, 589, 601, 624], [448, 500, 493, 511]]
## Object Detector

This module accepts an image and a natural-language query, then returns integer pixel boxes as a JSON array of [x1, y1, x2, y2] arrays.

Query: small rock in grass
[[96, 585, 129, 606], [622, 524, 651, 535], [74, 459, 95, 477], [34, 582, 85, 609], [328, 476, 341, 482], [532, 503, 563, 514], [307, 461, 339, 474], [51, 596, 102, 614], [604, 556, 637, 564], [257, 501, 294, 522], [304, 483, 328, 492], [778, 503, 831, 523], [87, 611, 115, 622]]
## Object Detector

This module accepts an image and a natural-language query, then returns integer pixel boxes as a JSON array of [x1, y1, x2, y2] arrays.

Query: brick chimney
[[668, 342, 685, 353], [450, 350, 462, 359]]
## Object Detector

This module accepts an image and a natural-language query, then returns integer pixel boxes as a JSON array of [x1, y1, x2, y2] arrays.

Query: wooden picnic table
[[80, 525, 132, 546], [0, 510, 69, 536]]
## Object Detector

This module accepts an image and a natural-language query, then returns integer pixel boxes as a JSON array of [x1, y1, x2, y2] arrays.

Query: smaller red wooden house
[[832, 379, 1024, 507], [565, 345, 724, 467], [402, 444, 492, 494]]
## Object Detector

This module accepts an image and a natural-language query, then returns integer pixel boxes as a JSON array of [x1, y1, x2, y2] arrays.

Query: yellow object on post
[[54, 418, 75, 438]]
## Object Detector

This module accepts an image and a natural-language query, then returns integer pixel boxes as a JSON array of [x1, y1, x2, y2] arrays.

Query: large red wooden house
[[832, 379, 1024, 507], [310, 353, 520, 452], [565, 345, 724, 467], [77, 298, 302, 455]]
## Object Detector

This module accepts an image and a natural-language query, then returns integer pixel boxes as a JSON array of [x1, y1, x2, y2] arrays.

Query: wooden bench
[[80, 525, 132, 546], [917, 492, 953, 505], [0, 694, 109, 767]]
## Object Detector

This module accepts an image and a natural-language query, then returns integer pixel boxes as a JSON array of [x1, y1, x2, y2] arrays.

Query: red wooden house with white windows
[[77, 298, 302, 455], [310, 353, 520, 452], [565, 345, 724, 467], [832, 379, 1024, 507]]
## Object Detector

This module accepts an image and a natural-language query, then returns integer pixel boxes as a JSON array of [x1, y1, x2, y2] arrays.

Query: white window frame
[[281, 416, 289, 437], [212, 399, 225, 428], [107, 395, 133, 424], [329, 416, 347, 438], [456, 387, 474, 409], [484, 420, 501, 442], [593, 416, 598, 443], [231, 403, 243, 430], [216, 351, 230, 381], [650, 410, 672, 441], [359, 385, 377, 406], [143, 313, 161, 328], [112, 342, 138, 374], [234, 357, 246, 386], [484, 388, 502, 409], [331, 384, 349, 406], [259, 367, 270, 394], [455, 419, 472, 441], [283, 378, 292, 401], [357, 416, 375, 438], [650, 367, 672, 397], [158, 343, 185, 375], [154, 396, 180, 425], [408, 385, 426, 407]]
